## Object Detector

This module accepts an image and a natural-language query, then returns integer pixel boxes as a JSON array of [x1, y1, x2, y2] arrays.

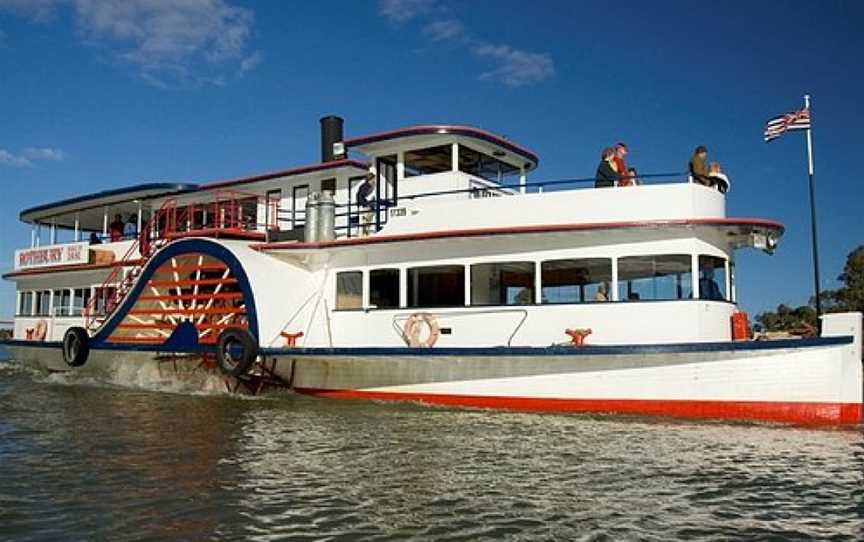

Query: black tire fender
[[62, 327, 90, 368], [215, 327, 258, 377]]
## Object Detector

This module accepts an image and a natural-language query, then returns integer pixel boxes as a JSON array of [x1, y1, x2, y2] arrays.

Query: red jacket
[[613, 156, 630, 186]]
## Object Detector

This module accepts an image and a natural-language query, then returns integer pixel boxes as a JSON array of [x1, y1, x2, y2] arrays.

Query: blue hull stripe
[[2, 336, 851, 356]]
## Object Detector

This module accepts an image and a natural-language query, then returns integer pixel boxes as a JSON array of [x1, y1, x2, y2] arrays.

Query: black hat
[[695, 145, 707, 154]]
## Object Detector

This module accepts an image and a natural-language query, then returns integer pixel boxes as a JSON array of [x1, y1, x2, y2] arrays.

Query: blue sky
[[0, 0, 862, 319]]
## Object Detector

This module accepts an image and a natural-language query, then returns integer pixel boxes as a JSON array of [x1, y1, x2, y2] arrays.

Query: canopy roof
[[20, 183, 199, 229], [345, 125, 540, 172]]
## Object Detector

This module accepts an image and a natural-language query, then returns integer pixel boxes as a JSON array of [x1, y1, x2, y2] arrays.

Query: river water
[[0, 358, 862, 541]]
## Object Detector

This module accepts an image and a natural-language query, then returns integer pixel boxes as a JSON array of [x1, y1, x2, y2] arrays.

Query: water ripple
[[0, 361, 862, 541]]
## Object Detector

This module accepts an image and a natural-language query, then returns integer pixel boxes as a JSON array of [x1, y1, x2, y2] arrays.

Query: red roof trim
[[200, 159, 369, 190], [252, 218, 784, 251], [344, 125, 540, 167], [3, 258, 142, 279]]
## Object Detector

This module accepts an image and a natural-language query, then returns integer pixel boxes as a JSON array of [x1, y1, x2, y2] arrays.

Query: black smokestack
[[320, 115, 345, 162]]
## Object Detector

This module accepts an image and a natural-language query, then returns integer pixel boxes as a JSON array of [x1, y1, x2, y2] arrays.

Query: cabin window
[[370, 269, 400, 309], [55, 289, 71, 316], [34, 290, 51, 316], [72, 288, 90, 316], [471, 262, 534, 305], [321, 178, 336, 195], [18, 291, 33, 316], [541, 258, 612, 303], [94, 286, 117, 315], [336, 271, 363, 310], [407, 265, 465, 307], [617, 255, 692, 301], [698, 255, 728, 301], [459, 145, 520, 183], [404, 146, 452, 177]]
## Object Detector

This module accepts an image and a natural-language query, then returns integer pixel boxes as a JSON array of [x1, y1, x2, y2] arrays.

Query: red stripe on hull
[[294, 388, 864, 426]]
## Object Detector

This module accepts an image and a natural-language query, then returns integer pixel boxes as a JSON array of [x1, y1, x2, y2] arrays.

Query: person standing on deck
[[124, 214, 138, 239], [613, 143, 631, 186], [356, 172, 377, 236], [689, 145, 711, 186], [595, 148, 619, 188], [108, 214, 125, 242]]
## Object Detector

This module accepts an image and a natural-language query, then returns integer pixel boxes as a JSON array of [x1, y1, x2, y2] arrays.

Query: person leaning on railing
[[356, 172, 377, 236]]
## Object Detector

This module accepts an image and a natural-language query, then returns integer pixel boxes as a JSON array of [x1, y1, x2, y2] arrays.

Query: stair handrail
[[84, 198, 178, 329]]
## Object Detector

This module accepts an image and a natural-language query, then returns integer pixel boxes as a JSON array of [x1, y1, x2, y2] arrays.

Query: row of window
[[17, 287, 116, 317], [401, 144, 520, 182], [335, 255, 730, 310]]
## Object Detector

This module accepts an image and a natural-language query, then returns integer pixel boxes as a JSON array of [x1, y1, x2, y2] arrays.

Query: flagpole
[[804, 94, 822, 321]]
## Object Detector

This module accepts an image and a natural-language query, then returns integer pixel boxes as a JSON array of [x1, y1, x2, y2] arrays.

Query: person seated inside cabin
[[594, 282, 609, 301], [89, 232, 102, 244], [689, 145, 712, 187], [124, 214, 138, 239], [699, 267, 724, 301], [628, 292, 640, 301], [108, 214, 125, 242], [707, 162, 730, 194], [595, 147, 619, 188]]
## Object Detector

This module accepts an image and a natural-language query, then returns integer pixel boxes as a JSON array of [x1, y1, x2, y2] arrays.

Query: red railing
[[84, 198, 182, 330], [82, 190, 267, 332]]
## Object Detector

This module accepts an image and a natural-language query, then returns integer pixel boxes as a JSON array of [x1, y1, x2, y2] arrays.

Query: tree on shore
[[756, 245, 863, 332]]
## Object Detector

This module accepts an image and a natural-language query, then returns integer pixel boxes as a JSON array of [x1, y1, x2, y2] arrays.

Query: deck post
[[137, 200, 143, 235], [30, 224, 36, 248], [102, 206, 108, 236], [611, 257, 619, 301], [519, 166, 526, 195], [691, 254, 700, 299], [74, 214, 80, 241], [451, 143, 459, 172], [49, 221, 56, 245]]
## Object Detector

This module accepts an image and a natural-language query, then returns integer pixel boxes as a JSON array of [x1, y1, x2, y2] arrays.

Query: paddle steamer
[[3, 117, 861, 425]]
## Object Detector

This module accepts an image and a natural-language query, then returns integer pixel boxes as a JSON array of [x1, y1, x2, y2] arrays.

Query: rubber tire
[[215, 327, 258, 377], [62, 327, 90, 368]]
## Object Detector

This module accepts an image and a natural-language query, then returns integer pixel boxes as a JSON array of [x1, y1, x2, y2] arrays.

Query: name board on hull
[[15, 242, 89, 271]]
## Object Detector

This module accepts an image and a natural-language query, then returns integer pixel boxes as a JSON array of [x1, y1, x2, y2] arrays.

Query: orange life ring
[[402, 313, 440, 348], [33, 319, 48, 341]]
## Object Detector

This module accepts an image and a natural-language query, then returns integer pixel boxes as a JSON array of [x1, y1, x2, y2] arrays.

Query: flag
[[764, 108, 811, 142]]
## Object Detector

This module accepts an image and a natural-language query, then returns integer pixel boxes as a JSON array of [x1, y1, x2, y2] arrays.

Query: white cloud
[[0, 149, 32, 168], [23, 147, 65, 161], [378, 3, 555, 88], [423, 19, 466, 42], [0, 147, 66, 168], [0, 0, 262, 88], [378, 0, 436, 24], [473, 44, 555, 87]]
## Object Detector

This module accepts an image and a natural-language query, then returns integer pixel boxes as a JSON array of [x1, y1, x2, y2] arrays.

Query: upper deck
[[5, 116, 781, 279]]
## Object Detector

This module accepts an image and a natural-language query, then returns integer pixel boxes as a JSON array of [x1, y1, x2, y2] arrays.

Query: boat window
[[34, 290, 51, 316], [541, 258, 612, 303], [407, 265, 465, 308], [94, 286, 116, 315], [18, 291, 33, 316], [370, 269, 400, 309], [618, 255, 692, 301], [55, 289, 71, 316], [336, 271, 363, 310], [72, 288, 90, 317], [459, 145, 520, 183], [471, 262, 534, 305], [321, 178, 336, 196], [698, 255, 728, 301], [404, 146, 452, 177]]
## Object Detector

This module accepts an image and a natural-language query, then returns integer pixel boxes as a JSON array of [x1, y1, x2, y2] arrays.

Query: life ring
[[402, 313, 440, 348], [33, 319, 48, 341]]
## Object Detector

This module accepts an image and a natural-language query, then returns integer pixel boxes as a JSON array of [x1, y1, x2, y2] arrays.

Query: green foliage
[[822, 245, 864, 313], [756, 303, 816, 332], [755, 245, 863, 331]]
